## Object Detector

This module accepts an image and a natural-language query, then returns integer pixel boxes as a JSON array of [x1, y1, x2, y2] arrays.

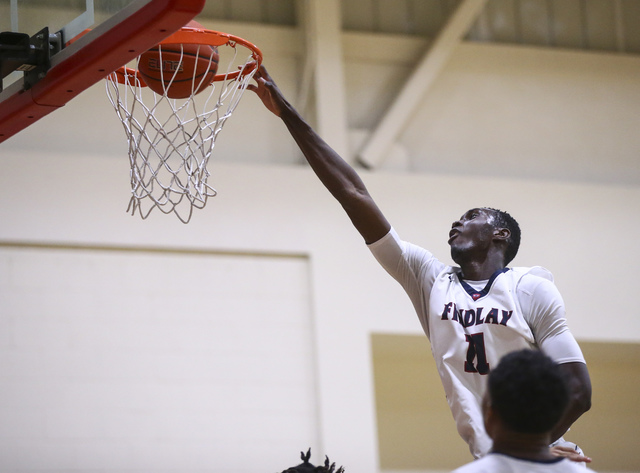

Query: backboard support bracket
[[0, 28, 64, 92], [0, 0, 206, 143]]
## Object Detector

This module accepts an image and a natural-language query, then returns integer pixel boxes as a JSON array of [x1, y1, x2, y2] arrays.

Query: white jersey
[[368, 228, 586, 458], [452, 453, 597, 473]]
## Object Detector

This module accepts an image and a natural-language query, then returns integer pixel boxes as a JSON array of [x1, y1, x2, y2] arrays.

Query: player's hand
[[247, 64, 284, 117], [550, 445, 592, 464]]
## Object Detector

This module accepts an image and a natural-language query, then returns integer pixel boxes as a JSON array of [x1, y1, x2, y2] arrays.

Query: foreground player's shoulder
[[450, 454, 507, 473], [453, 454, 597, 473], [570, 461, 598, 473]]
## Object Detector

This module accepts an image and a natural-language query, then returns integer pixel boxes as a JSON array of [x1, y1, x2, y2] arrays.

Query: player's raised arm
[[249, 65, 391, 244]]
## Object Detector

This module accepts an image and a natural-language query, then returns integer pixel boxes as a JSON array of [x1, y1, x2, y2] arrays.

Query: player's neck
[[491, 432, 557, 462], [455, 248, 505, 281], [459, 259, 505, 281]]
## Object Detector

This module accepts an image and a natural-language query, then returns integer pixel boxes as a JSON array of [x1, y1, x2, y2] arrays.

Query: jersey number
[[465, 333, 490, 375]]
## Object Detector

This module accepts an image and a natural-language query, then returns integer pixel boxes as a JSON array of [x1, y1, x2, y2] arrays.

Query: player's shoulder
[[509, 266, 558, 297], [452, 454, 598, 473], [510, 266, 554, 282], [568, 462, 598, 473], [449, 461, 480, 473], [450, 454, 501, 473]]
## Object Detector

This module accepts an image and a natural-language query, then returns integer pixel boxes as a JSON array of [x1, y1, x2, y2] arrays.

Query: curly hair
[[488, 349, 569, 434], [280, 449, 344, 473]]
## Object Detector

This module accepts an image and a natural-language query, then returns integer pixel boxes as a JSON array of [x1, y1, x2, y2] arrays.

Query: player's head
[[483, 207, 521, 265], [280, 449, 344, 473], [448, 207, 520, 266], [485, 349, 569, 435]]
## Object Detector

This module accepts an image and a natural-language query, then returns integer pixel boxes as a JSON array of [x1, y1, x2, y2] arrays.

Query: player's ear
[[493, 227, 510, 241]]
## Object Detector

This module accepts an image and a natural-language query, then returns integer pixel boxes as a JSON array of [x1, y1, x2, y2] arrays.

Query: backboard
[[0, 0, 206, 143]]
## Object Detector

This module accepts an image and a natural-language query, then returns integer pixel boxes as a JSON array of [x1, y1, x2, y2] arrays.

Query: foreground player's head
[[484, 349, 569, 437], [449, 207, 521, 266], [280, 449, 344, 473]]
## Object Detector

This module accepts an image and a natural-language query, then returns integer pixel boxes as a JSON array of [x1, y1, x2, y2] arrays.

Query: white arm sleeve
[[368, 228, 446, 337], [518, 274, 586, 365], [541, 331, 586, 365]]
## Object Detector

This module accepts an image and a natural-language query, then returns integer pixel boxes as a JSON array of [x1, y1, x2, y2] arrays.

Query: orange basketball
[[138, 21, 219, 99]]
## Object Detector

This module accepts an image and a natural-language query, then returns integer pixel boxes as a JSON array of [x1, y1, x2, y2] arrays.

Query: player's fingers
[[246, 61, 264, 78], [550, 446, 592, 463], [248, 74, 267, 90], [256, 64, 273, 82]]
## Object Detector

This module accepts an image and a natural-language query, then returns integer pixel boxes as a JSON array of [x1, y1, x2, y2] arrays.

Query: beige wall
[[1, 21, 640, 473], [373, 335, 640, 472]]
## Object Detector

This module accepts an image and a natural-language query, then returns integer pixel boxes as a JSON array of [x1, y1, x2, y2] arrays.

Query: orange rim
[[114, 26, 263, 86]]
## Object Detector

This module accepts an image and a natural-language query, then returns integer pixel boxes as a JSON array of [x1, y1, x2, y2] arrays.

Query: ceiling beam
[[298, 0, 350, 158], [358, 0, 488, 169]]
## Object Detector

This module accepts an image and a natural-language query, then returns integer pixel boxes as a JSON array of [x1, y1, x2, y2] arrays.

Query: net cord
[[106, 41, 258, 223]]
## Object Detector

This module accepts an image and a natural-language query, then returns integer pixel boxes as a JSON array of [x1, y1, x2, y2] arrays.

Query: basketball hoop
[[106, 24, 262, 223]]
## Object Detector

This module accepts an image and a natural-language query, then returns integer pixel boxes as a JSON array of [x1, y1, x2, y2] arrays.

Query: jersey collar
[[459, 268, 509, 301]]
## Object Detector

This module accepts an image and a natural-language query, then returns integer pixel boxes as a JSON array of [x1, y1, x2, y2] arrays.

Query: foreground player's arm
[[249, 65, 390, 244]]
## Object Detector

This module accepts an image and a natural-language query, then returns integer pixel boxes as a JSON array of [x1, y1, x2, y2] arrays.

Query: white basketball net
[[106, 42, 258, 223]]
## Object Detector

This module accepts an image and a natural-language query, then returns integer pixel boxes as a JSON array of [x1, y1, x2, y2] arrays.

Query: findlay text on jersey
[[440, 303, 514, 328]]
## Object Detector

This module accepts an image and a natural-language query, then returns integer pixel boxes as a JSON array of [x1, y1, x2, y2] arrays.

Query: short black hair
[[484, 207, 521, 265], [280, 449, 344, 473], [488, 349, 569, 434]]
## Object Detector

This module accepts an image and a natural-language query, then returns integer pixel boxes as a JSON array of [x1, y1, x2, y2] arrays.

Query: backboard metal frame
[[60, 0, 95, 46], [0, 0, 206, 143]]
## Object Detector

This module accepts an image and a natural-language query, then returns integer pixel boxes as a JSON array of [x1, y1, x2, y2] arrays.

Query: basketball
[[138, 21, 219, 99]]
